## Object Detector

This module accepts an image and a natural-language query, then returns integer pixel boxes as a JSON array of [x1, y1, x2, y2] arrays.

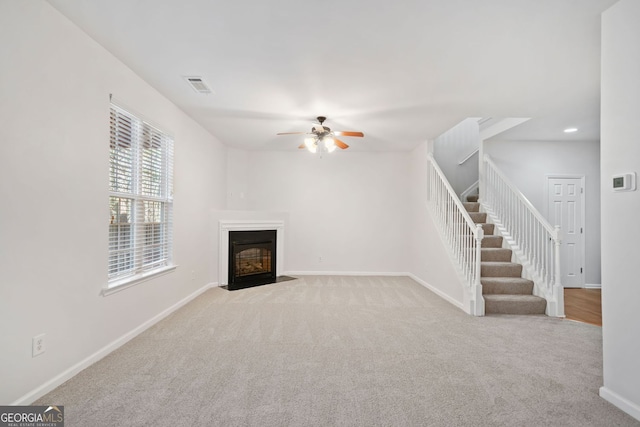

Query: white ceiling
[[46, 0, 616, 151]]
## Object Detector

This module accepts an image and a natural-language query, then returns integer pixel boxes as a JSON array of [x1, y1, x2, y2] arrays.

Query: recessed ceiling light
[[564, 127, 578, 133]]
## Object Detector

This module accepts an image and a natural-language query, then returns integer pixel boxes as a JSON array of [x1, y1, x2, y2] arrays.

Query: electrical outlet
[[32, 334, 45, 357]]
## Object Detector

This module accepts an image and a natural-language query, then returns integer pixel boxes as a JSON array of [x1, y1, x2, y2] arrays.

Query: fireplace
[[228, 230, 276, 290], [218, 219, 285, 288]]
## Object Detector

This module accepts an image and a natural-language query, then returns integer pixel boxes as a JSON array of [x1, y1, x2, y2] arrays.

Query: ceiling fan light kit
[[304, 137, 317, 153], [277, 116, 364, 155]]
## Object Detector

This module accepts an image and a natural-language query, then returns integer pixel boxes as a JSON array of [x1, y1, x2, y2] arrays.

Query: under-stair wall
[[426, 153, 484, 316], [410, 142, 473, 310]]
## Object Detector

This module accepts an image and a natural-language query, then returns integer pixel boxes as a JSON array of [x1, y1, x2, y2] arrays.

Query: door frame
[[544, 174, 586, 288]]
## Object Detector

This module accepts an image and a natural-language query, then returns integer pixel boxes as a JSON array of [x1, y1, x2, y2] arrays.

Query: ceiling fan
[[277, 116, 364, 153]]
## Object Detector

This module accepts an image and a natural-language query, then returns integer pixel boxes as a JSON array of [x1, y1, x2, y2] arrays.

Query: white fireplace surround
[[219, 220, 285, 286]]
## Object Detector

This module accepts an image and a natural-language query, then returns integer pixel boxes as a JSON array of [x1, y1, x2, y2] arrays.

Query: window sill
[[102, 265, 178, 297]]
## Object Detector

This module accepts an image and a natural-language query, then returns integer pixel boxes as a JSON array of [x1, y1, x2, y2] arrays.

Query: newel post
[[553, 225, 565, 317], [478, 151, 486, 205], [473, 224, 485, 316]]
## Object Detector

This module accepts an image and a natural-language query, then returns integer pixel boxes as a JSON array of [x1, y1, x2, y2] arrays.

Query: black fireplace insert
[[228, 230, 277, 290]]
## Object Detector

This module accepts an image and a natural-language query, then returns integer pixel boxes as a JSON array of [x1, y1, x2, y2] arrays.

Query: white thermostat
[[612, 172, 636, 192]]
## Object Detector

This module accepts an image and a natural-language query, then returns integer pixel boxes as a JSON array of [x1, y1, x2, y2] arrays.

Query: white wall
[[226, 150, 410, 274], [226, 148, 250, 210], [0, 1, 226, 404], [226, 145, 465, 307], [433, 118, 480, 197], [409, 142, 465, 307], [484, 140, 601, 285], [600, 0, 640, 421]]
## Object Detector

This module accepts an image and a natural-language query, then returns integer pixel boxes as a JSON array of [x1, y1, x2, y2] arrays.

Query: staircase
[[465, 195, 547, 315]]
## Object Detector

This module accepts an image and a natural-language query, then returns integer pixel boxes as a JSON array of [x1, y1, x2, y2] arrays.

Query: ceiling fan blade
[[334, 138, 349, 149], [276, 132, 307, 135], [334, 131, 364, 137]]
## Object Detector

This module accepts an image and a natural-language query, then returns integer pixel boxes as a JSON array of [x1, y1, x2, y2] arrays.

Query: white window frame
[[105, 101, 175, 295]]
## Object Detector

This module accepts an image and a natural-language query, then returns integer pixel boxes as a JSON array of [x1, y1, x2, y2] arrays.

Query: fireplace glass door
[[228, 230, 276, 289]]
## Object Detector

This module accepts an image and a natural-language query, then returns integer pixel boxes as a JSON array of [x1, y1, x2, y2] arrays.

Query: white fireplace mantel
[[218, 219, 285, 286]]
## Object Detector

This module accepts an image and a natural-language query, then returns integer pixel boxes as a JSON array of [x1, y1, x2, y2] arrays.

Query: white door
[[547, 177, 585, 288]]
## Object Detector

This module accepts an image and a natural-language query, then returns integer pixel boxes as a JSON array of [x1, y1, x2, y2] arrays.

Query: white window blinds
[[108, 103, 174, 286]]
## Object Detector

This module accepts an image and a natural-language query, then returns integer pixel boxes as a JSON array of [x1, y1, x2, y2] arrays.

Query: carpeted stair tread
[[481, 261, 523, 277], [481, 235, 503, 248], [484, 294, 547, 315], [456, 193, 547, 316], [463, 202, 480, 212], [481, 223, 495, 235], [481, 277, 534, 294], [481, 248, 512, 262], [469, 212, 487, 223]]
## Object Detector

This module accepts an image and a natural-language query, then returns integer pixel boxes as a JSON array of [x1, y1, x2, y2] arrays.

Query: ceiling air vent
[[183, 76, 212, 94]]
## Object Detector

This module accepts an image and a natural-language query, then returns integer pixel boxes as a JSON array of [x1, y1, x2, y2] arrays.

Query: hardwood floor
[[564, 288, 602, 326]]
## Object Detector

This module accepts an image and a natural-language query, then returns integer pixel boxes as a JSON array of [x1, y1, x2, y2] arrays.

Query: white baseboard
[[12, 283, 213, 405], [600, 386, 640, 422], [407, 273, 465, 311], [208, 281, 221, 288], [585, 283, 602, 289], [284, 271, 407, 277]]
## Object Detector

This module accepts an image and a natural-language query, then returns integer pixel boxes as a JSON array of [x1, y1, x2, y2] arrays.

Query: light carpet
[[36, 275, 639, 426]]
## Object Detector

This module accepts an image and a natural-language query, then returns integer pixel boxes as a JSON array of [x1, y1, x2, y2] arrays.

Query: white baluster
[[481, 155, 562, 315]]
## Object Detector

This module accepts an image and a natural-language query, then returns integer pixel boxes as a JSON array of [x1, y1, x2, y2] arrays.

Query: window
[[108, 102, 174, 289]]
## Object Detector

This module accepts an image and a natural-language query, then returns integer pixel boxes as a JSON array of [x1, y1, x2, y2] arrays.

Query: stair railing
[[427, 153, 484, 316], [481, 155, 564, 317]]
